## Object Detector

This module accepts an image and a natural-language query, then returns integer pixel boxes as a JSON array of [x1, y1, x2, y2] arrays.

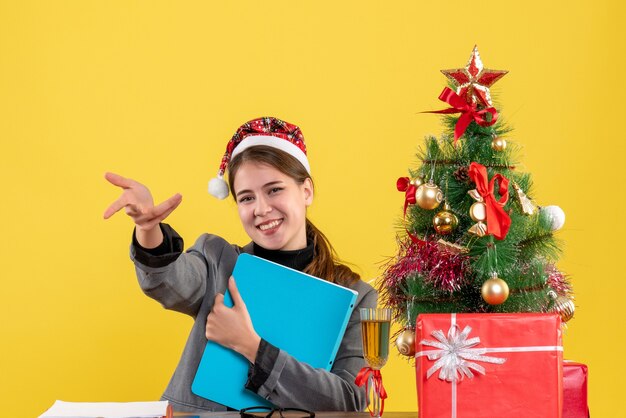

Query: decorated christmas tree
[[382, 46, 575, 357]]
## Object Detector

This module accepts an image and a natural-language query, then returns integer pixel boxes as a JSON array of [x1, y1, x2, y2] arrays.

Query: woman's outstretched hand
[[206, 277, 261, 364], [103, 172, 182, 247]]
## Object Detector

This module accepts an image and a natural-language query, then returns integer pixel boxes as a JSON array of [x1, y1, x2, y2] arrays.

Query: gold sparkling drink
[[361, 319, 391, 369], [359, 308, 392, 417]]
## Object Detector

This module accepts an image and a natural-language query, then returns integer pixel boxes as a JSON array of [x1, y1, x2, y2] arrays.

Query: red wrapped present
[[415, 313, 563, 418], [563, 361, 589, 418]]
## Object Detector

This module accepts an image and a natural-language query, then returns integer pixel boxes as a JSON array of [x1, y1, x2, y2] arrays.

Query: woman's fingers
[[228, 277, 246, 310], [137, 194, 182, 230], [213, 292, 225, 308], [104, 193, 145, 219], [103, 172, 179, 229], [151, 194, 183, 218], [104, 172, 133, 189], [103, 172, 156, 220], [141, 206, 177, 230], [103, 172, 136, 219], [205, 279, 260, 361], [154, 199, 182, 222], [124, 203, 145, 216], [103, 195, 129, 219]]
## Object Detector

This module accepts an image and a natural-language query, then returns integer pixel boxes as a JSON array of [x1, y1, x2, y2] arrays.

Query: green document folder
[[191, 253, 358, 409]]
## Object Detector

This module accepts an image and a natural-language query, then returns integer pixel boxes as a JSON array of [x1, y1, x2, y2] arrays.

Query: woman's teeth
[[259, 220, 282, 231]]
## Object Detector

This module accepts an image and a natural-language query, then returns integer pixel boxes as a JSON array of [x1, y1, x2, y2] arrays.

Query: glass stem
[[370, 375, 380, 417]]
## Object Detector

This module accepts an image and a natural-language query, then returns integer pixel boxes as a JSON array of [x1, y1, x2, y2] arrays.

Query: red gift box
[[415, 313, 563, 418], [563, 361, 589, 418]]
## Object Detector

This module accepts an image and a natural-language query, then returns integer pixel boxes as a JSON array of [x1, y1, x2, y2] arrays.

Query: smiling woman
[[231, 156, 312, 252], [103, 117, 377, 414]]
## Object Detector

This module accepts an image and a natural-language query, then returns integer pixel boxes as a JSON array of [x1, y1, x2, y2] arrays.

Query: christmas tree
[[382, 46, 575, 356]]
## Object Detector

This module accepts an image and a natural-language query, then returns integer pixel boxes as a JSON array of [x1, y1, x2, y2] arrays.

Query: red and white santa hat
[[208, 116, 310, 199]]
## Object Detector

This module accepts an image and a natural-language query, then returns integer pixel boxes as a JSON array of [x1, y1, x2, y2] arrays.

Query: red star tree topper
[[441, 45, 508, 107]]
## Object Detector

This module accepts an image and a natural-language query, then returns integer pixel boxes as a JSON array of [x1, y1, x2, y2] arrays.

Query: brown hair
[[227, 145, 359, 285]]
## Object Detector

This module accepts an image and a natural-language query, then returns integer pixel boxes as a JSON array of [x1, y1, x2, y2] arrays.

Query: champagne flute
[[359, 308, 392, 417]]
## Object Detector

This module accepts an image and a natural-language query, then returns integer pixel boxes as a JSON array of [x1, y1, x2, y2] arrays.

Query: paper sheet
[[39, 400, 169, 418]]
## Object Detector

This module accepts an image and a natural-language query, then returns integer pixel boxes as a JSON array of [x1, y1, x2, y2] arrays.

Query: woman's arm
[[105, 172, 212, 317], [130, 224, 212, 317]]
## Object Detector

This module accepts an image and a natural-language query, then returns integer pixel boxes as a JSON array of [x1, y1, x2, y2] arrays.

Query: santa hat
[[208, 117, 310, 199]]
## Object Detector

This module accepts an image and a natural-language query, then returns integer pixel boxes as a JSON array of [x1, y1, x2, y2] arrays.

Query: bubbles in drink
[[361, 319, 391, 370]]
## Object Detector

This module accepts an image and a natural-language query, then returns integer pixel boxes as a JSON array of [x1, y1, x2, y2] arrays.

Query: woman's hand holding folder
[[205, 276, 262, 363]]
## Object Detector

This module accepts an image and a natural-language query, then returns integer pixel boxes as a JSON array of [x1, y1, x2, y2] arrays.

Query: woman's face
[[233, 161, 313, 251]]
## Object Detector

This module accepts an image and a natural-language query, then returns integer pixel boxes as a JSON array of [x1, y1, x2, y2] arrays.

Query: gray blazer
[[130, 230, 377, 413]]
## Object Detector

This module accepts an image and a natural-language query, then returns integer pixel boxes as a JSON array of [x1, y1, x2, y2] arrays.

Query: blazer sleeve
[[130, 224, 232, 318], [248, 281, 378, 411]]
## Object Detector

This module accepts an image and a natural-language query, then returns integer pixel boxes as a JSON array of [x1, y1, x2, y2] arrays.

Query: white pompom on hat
[[208, 117, 310, 199]]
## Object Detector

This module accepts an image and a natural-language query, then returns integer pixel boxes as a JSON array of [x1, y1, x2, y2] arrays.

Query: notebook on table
[[191, 253, 358, 409]]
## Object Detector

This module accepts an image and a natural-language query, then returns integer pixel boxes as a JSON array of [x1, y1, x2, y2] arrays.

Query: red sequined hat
[[208, 117, 309, 199]]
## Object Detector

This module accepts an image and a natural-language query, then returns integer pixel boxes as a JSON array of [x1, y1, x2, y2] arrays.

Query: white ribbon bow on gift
[[419, 324, 506, 382]]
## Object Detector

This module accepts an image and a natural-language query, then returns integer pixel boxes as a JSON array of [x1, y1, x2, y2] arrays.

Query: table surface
[[174, 413, 417, 418]]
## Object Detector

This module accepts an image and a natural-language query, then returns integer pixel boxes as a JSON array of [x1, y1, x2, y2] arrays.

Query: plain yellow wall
[[1, 1, 624, 416]]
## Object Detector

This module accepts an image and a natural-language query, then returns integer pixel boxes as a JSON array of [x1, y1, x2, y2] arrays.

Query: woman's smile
[[257, 218, 283, 232]]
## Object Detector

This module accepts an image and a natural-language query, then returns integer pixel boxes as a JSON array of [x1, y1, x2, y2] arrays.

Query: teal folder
[[191, 253, 358, 409]]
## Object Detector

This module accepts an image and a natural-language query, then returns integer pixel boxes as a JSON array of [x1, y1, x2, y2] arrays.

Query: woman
[[103, 117, 377, 413]]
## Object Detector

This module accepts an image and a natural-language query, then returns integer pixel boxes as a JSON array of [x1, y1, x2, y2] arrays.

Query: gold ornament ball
[[552, 295, 575, 323], [395, 328, 416, 357], [433, 210, 459, 235], [491, 137, 507, 151], [481, 276, 510, 305], [410, 177, 424, 187], [415, 182, 443, 210]]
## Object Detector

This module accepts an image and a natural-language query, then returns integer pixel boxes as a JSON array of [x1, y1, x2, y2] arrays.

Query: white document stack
[[39, 400, 170, 418]]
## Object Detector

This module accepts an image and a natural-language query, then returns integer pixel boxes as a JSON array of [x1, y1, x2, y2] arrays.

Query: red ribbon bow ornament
[[396, 177, 426, 246], [468, 162, 511, 240], [396, 177, 417, 214], [426, 87, 499, 143]]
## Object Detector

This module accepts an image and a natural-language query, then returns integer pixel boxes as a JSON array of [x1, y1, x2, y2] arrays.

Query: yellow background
[[1, 1, 623, 416]]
